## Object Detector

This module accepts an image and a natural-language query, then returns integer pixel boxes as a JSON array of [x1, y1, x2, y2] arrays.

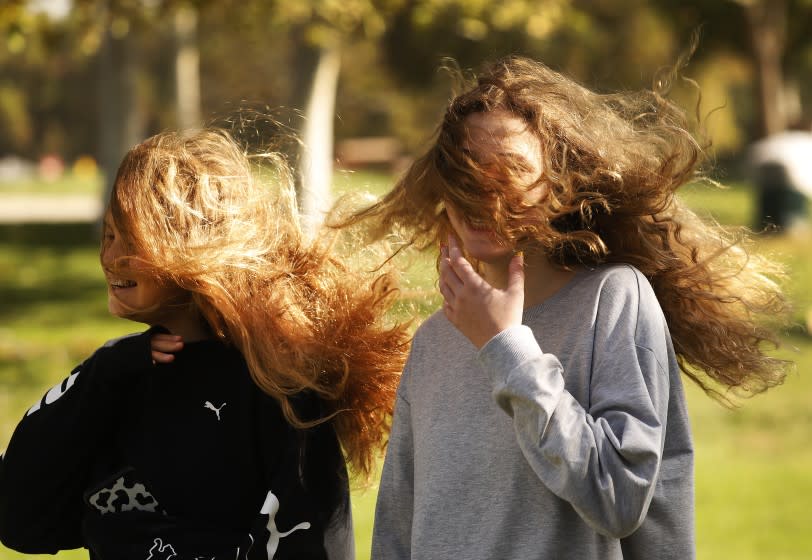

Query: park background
[[1, 0, 811, 558]]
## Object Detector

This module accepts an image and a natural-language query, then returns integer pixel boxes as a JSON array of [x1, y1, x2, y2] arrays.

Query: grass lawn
[[1, 176, 811, 559], [0, 172, 102, 196]]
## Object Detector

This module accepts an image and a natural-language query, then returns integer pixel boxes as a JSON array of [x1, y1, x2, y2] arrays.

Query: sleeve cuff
[[477, 325, 544, 384]]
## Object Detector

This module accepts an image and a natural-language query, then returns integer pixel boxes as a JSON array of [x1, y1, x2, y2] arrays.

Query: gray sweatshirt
[[372, 264, 694, 559]]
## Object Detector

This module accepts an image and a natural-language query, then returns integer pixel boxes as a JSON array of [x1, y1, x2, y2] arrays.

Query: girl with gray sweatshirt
[[353, 55, 790, 559]]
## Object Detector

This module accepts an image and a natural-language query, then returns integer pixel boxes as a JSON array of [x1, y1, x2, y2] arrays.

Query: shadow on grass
[[0, 222, 107, 322], [0, 222, 100, 248], [0, 223, 117, 397]]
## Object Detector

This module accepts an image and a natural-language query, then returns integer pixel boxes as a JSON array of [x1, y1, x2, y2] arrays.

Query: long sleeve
[[0, 331, 154, 553], [371, 383, 414, 559], [323, 497, 354, 560], [478, 274, 671, 539]]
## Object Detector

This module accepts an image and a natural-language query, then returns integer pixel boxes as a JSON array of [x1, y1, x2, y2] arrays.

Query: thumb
[[507, 251, 525, 296]]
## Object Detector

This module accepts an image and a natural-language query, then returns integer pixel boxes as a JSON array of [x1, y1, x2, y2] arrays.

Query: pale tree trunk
[[742, 0, 788, 137], [299, 43, 341, 237], [98, 1, 146, 212], [174, 3, 201, 131]]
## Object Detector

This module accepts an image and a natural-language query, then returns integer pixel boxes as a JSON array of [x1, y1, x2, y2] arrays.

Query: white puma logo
[[204, 401, 226, 421], [145, 537, 177, 559], [260, 491, 311, 558]]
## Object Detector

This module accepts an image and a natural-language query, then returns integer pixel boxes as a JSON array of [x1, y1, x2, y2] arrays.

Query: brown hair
[[108, 128, 409, 476], [352, 55, 789, 401]]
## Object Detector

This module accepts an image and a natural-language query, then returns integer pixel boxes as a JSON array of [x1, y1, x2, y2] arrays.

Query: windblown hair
[[352, 55, 790, 400], [108, 128, 409, 476]]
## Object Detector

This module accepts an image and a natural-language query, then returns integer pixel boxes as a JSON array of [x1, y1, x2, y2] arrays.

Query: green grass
[[686, 328, 812, 559], [0, 172, 102, 196], [678, 181, 755, 227], [1, 175, 811, 559]]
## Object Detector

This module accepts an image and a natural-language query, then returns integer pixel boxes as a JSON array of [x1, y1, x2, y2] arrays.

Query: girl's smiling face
[[100, 210, 190, 325], [445, 110, 545, 264]]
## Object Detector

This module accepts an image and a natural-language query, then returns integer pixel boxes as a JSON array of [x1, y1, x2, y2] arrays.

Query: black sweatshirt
[[0, 327, 352, 560]]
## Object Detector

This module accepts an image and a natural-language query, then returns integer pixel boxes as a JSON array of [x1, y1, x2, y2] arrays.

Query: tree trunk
[[174, 3, 201, 132], [299, 42, 341, 236], [743, 0, 787, 137], [98, 1, 146, 212]]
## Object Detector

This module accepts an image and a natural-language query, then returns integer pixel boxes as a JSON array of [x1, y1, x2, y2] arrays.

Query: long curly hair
[[352, 55, 789, 400], [107, 128, 409, 477]]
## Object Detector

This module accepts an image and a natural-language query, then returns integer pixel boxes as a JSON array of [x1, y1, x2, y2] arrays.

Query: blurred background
[[1, 0, 811, 559]]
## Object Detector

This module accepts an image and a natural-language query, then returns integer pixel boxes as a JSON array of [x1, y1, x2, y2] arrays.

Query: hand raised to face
[[439, 235, 525, 349]]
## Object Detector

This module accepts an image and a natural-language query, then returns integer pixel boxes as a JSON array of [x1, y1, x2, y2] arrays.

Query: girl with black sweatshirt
[[0, 128, 408, 559]]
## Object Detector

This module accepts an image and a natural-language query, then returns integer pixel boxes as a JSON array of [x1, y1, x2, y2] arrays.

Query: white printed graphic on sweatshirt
[[238, 535, 255, 559], [204, 401, 227, 421], [26, 370, 81, 416], [260, 491, 311, 559], [88, 475, 160, 515], [145, 538, 177, 559]]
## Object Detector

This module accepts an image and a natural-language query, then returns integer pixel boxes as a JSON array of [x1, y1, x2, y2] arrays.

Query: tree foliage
[[0, 0, 810, 168]]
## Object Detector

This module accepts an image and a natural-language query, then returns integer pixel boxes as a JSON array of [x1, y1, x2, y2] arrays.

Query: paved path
[[0, 194, 101, 223]]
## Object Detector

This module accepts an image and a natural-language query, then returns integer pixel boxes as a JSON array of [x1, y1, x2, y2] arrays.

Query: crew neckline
[[523, 265, 593, 319]]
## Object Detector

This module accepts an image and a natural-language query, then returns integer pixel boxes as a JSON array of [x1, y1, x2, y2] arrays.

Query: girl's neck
[[482, 251, 577, 309], [153, 304, 212, 342]]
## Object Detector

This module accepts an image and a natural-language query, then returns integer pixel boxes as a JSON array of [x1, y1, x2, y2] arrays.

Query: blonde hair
[[352, 55, 789, 400], [108, 128, 409, 476]]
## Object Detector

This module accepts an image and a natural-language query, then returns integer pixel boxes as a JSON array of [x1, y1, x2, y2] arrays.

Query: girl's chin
[[108, 305, 137, 321], [460, 236, 512, 260], [107, 297, 145, 322], [465, 247, 514, 264]]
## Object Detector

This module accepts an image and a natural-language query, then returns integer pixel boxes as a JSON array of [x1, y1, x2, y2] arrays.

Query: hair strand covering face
[[108, 128, 410, 478], [345, 54, 791, 403]]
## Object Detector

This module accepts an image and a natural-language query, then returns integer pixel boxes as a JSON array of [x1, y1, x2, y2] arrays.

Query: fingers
[[438, 278, 455, 309], [439, 245, 457, 316], [438, 236, 526, 347], [446, 236, 479, 284], [150, 333, 183, 365], [507, 251, 525, 296], [441, 236, 487, 323], [439, 245, 462, 294], [151, 333, 183, 353], [151, 350, 176, 364]]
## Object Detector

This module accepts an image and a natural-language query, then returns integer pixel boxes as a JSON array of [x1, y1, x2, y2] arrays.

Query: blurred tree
[[0, 1, 72, 158], [650, 0, 812, 138], [70, 0, 206, 207], [173, 1, 201, 131], [2, 0, 811, 197], [259, 0, 406, 234], [166, 0, 406, 231], [90, 0, 148, 205], [0, 2, 36, 155], [379, 0, 686, 145], [742, 0, 787, 134], [379, 0, 811, 157]]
